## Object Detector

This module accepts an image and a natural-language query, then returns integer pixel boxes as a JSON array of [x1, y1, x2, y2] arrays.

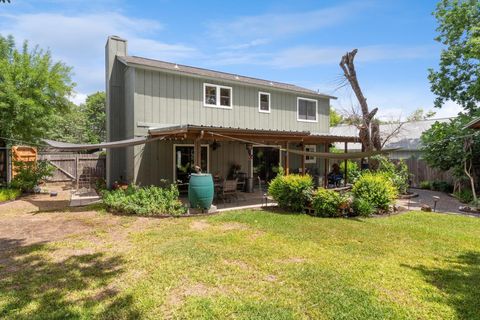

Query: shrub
[[339, 160, 361, 184], [10, 160, 54, 192], [370, 155, 410, 194], [311, 188, 348, 217], [431, 181, 454, 193], [453, 189, 474, 203], [268, 174, 313, 212], [420, 181, 432, 190], [351, 197, 375, 217], [0, 188, 21, 202], [352, 172, 397, 211], [103, 184, 187, 216]]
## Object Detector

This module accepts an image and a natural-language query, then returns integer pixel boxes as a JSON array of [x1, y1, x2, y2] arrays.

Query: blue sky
[[0, 0, 461, 119]]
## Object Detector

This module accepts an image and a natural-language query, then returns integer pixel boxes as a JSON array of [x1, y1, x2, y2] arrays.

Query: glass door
[[174, 145, 208, 184], [253, 146, 280, 186]]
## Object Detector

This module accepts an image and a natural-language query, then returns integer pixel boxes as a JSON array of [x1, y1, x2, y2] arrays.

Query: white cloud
[[267, 45, 434, 68], [0, 12, 197, 93], [69, 92, 88, 105], [208, 2, 370, 43]]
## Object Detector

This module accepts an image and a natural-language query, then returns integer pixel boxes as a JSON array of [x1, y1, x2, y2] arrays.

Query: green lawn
[[1, 209, 479, 319]]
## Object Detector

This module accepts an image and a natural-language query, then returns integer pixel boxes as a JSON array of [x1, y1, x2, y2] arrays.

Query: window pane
[[205, 86, 216, 105], [220, 87, 231, 106], [306, 101, 316, 120], [260, 94, 269, 111], [298, 100, 307, 119]]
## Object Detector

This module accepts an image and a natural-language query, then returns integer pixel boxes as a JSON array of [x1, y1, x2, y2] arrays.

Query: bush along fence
[[268, 156, 407, 217]]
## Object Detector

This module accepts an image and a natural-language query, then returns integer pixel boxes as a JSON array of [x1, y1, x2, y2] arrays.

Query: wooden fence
[[402, 158, 454, 187], [39, 153, 106, 188]]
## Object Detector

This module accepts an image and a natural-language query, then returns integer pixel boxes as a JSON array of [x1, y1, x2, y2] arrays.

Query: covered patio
[[148, 124, 360, 191]]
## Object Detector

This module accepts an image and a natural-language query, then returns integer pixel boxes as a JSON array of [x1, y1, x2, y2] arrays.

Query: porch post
[[284, 141, 290, 175], [193, 134, 202, 170], [323, 142, 329, 187], [344, 142, 348, 187], [301, 143, 305, 175]]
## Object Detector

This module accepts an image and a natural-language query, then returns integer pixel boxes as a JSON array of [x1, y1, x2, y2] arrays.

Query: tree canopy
[[329, 107, 343, 126], [420, 111, 480, 178], [429, 0, 480, 114], [0, 34, 75, 144], [82, 92, 106, 144]]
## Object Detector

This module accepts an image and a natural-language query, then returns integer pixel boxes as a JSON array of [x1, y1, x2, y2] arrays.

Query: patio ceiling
[[148, 124, 359, 144]]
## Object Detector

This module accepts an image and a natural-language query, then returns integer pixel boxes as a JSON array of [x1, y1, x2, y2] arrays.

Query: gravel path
[[397, 188, 479, 216]]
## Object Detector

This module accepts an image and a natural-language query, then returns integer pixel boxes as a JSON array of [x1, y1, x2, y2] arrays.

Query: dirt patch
[[223, 259, 250, 270], [189, 220, 211, 231], [264, 275, 277, 282], [163, 281, 226, 318], [218, 222, 249, 231], [277, 257, 306, 264]]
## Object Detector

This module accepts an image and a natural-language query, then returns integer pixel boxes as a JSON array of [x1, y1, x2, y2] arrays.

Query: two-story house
[[105, 36, 356, 188]]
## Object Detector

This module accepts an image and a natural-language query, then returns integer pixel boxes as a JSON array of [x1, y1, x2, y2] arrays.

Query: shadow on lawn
[[0, 238, 140, 319], [407, 251, 480, 320]]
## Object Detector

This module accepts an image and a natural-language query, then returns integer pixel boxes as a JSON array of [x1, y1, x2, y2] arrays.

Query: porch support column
[[323, 142, 329, 188], [301, 143, 306, 175], [344, 142, 348, 186], [193, 131, 204, 170], [284, 141, 290, 175]]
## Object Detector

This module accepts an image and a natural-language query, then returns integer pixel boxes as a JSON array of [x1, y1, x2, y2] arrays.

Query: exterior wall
[[132, 68, 330, 137], [132, 140, 325, 186], [106, 36, 130, 185], [133, 140, 251, 185]]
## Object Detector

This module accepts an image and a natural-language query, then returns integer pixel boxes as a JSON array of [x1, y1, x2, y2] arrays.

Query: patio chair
[[218, 179, 238, 205]]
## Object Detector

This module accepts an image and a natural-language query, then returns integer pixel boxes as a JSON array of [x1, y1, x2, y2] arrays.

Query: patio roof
[[148, 124, 359, 144], [465, 117, 480, 130]]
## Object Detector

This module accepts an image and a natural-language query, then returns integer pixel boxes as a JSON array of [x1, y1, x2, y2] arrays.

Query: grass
[[1, 209, 480, 319], [0, 188, 21, 202]]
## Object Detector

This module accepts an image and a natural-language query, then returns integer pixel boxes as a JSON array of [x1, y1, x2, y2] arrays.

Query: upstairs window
[[258, 92, 271, 113], [297, 97, 317, 122], [204, 83, 232, 109]]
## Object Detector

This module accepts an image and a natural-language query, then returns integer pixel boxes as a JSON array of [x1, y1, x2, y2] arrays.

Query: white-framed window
[[203, 83, 232, 109], [297, 97, 318, 122], [258, 91, 271, 113], [304, 145, 316, 164]]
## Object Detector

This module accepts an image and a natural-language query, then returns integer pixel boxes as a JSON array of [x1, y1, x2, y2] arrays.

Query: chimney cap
[[109, 35, 127, 42]]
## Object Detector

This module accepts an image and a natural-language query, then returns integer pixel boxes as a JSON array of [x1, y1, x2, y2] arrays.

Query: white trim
[[203, 83, 233, 109], [297, 97, 318, 123], [173, 144, 210, 182], [258, 91, 271, 113], [304, 145, 316, 164]]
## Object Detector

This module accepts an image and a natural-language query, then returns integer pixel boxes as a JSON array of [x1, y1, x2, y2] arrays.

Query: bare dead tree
[[339, 49, 380, 151]]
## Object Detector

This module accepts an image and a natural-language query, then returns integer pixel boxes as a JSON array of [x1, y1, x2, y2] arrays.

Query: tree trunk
[[339, 49, 380, 151]]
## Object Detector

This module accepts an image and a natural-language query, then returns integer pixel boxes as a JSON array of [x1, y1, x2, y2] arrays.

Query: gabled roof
[[330, 118, 454, 151], [118, 55, 336, 99]]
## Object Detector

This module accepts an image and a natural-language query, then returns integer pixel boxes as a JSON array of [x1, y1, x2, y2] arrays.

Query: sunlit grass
[[1, 210, 479, 319]]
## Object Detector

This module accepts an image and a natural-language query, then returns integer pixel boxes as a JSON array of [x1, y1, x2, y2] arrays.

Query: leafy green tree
[[0, 34, 74, 144], [429, 0, 480, 114], [81, 92, 106, 144], [330, 107, 344, 126], [48, 102, 86, 143], [406, 108, 437, 122], [420, 111, 480, 180]]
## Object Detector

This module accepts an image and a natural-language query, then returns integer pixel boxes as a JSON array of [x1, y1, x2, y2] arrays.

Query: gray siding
[[106, 37, 129, 185], [132, 69, 330, 136]]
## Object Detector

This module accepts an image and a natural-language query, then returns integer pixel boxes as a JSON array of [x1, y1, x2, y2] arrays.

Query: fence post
[[76, 154, 79, 190]]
